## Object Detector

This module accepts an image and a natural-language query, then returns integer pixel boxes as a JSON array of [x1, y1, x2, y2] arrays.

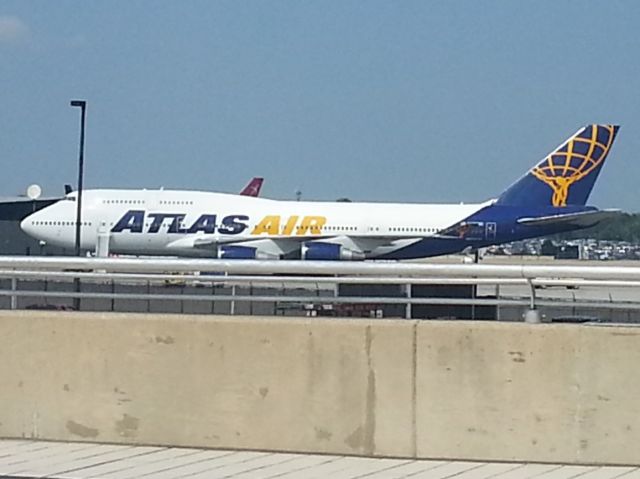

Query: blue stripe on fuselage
[[379, 203, 597, 260]]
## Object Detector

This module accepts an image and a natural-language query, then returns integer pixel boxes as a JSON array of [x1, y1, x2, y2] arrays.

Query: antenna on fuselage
[[295, 188, 302, 201]]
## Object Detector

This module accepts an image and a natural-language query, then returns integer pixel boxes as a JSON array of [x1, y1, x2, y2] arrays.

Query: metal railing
[[2, 255, 640, 279], [1, 256, 640, 321]]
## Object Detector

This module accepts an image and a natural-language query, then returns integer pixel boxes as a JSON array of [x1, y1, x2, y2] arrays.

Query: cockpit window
[[64, 196, 76, 201]]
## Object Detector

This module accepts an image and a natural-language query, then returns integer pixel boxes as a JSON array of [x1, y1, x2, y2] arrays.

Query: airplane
[[21, 124, 620, 260], [239, 177, 264, 197]]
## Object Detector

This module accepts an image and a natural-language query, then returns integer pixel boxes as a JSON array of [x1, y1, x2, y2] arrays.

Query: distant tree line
[[555, 213, 640, 242]]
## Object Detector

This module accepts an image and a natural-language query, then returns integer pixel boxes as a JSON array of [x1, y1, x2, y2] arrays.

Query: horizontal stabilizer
[[517, 209, 621, 228]]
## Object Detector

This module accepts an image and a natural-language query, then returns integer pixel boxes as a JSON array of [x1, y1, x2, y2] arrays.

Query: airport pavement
[[0, 440, 639, 479]]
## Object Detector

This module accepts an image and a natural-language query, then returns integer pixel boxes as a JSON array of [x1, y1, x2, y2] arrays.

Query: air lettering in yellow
[[296, 216, 326, 235], [251, 215, 327, 236], [281, 215, 299, 235], [251, 215, 280, 235]]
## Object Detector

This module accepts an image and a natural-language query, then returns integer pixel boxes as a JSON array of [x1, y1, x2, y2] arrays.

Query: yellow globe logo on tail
[[530, 124, 617, 207]]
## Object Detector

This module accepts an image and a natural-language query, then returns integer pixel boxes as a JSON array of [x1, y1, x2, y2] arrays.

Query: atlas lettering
[[111, 210, 249, 235], [111, 211, 326, 236]]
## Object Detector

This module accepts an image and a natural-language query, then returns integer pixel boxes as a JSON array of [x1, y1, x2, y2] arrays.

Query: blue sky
[[1, 1, 639, 210]]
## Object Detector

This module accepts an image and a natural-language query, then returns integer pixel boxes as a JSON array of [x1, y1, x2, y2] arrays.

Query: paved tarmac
[[0, 440, 639, 478]]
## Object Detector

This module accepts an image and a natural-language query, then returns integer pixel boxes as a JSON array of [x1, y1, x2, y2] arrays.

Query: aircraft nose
[[20, 216, 32, 235], [20, 213, 39, 238]]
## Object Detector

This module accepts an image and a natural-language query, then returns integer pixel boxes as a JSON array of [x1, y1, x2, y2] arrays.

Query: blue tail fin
[[497, 124, 619, 207]]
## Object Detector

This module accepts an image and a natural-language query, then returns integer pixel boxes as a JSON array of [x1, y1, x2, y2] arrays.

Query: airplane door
[[486, 222, 497, 241]]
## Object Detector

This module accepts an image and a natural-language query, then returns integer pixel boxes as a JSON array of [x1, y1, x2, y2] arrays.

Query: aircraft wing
[[517, 209, 622, 228], [167, 234, 418, 259], [166, 234, 267, 249]]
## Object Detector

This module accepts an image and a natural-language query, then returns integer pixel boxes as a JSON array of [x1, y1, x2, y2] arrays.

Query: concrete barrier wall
[[0, 311, 639, 465], [415, 322, 640, 464]]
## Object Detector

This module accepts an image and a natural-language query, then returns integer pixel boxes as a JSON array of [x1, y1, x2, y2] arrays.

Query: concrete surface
[[1, 311, 640, 465], [415, 322, 640, 464], [0, 311, 414, 458], [0, 439, 639, 478]]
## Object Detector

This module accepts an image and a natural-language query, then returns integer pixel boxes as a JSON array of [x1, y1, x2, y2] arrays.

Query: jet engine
[[217, 245, 279, 260], [301, 242, 365, 261]]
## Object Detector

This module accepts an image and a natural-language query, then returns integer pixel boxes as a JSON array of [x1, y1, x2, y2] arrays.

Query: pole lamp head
[[70, 100, 86, 108]]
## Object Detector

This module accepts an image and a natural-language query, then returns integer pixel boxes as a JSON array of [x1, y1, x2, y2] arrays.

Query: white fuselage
[[21, 189, 487, 258]]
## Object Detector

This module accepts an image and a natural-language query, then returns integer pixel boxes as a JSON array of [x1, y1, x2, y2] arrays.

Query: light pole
[[70, 100, 86, 256], [70, 100, 86, 311]]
